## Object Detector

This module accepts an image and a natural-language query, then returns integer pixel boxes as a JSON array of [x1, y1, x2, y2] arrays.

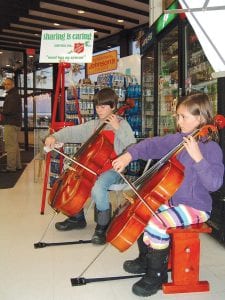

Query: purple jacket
[[127, 132, 224, 212]]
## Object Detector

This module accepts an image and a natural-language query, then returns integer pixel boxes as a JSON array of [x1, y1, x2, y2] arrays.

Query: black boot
[[91, 207, 111, 245], [132, 246, 169, 297], [123, 233, 148, 274], [55, 209, 87, 231]]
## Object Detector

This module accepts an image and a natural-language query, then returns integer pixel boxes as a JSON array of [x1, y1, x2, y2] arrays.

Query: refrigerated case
[[141, 1, 219, 137], [158, 25, 179, 136], [185, 23, 217, 114], [141, 1, 180, 137], [141, 25, 156, 138], [140, 0, 225, 245], [142, 49, 155, 137]]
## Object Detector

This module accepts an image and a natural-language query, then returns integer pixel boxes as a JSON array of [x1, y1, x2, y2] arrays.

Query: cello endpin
[[71, 277, 86, 286], [33, 242, 47, 248]]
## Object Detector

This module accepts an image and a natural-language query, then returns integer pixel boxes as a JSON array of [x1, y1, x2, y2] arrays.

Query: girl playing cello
[[45, 87, 136, 245], [112, 93, 224, 297]]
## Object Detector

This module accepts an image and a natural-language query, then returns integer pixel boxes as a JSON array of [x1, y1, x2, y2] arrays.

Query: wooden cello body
[[106, 157, 184, 252], [48, 101, 134, 217], [49, 132, 115, 216], [107, 120, 225, 252]]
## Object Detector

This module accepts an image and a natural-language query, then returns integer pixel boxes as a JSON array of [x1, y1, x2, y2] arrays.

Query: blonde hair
[[176, 93, 214, 126], [176, 93, 218, 142]]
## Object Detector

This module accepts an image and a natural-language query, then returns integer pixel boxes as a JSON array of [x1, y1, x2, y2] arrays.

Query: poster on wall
[[117, 54, 141, 84], [87, 50, 118, 75], [39, 29, 94, 63]]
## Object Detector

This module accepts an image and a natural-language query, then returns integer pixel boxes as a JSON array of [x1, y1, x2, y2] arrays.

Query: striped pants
[[143, 203, 210, 250]]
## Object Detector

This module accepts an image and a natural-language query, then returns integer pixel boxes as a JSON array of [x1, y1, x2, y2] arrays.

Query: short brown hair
[[93, 87, 118, 108]]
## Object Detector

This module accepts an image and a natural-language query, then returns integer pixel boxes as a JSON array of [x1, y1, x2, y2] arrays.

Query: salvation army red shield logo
[[74, 43, 84, 53]]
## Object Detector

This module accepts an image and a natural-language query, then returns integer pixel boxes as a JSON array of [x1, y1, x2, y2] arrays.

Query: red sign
[[74, 43, 84, 54], [26, 48, 35, 56]]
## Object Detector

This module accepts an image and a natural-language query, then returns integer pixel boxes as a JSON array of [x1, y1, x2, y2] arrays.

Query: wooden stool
[[163, 223, 212, 294]]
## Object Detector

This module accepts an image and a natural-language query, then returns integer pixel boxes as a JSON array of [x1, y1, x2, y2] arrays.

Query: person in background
[[112, 93, 224, 297], [0, 78, 22, 173], [45, 87, 136, 245]]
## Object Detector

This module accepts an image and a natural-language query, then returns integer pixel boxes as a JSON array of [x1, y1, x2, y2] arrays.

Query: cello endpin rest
[[33, 242, 47, 248], [71, 277, 86, 286]]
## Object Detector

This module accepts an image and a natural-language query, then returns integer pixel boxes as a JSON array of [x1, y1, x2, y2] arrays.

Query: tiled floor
[[0, 159, 225, 300]]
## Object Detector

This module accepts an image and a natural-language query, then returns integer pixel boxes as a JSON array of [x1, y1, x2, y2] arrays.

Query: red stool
[[163, 223, 212, 294]]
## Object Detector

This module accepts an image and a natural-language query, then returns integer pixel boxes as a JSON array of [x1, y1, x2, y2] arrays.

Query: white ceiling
[[0, 0, 149, 70]]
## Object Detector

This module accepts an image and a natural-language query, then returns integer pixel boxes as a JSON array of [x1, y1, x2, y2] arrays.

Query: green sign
[[155, 1, 178, 34], [39, 29, 94, 63]]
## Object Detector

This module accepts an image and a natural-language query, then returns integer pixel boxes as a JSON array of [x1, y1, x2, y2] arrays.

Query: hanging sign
[[156, 1, 178, 34], [87, 50, 118, 75], [39, 29, 94, 63]]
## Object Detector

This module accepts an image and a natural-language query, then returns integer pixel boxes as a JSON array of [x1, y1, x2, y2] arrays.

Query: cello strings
[[49, 148, 97, 176], [118, 172, 166, 226], [133, 128, 200, 188]]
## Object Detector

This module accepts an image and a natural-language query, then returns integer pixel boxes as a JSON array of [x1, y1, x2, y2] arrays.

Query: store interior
[[0, 1, 225, 299]]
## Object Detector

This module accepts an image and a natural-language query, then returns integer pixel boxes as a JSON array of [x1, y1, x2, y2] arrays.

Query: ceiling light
[[117, 19, 124, 23], [77, 10, 85, 14], [0, 52, 3, 54], [53, 23, 60, 26]]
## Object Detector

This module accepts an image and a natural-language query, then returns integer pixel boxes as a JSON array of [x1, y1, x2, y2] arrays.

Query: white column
[[149, 0, 163, 26]]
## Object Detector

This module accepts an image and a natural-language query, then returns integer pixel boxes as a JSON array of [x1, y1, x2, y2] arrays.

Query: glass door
[[158, 26, 179, 136], [185, 24, 217, 114], [142, 48, 155, 137]]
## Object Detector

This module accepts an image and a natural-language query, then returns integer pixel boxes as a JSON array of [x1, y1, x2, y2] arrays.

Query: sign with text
[[39, 29, 94, 63], [87, 50, 118, 75]]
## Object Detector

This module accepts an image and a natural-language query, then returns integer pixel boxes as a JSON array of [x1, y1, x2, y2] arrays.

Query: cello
[[106, 116, 225, 252], [48, 99, 134, 217]]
